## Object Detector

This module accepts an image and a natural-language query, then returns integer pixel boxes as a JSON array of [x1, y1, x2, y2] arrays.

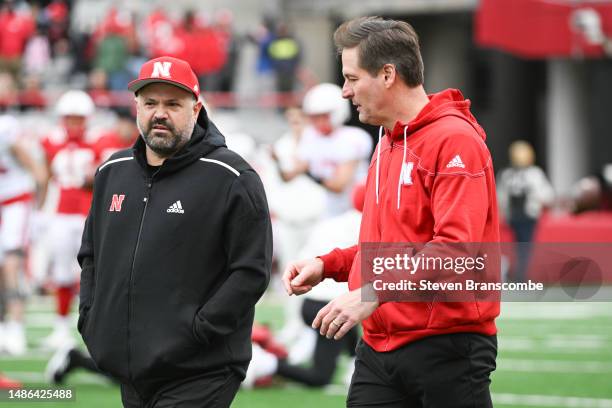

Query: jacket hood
[[374, 89, 486, 210], [133, 108, 227, 177], [387, 88, 486, 141]]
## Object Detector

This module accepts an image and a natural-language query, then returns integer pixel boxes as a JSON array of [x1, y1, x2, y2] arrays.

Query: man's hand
[[312, 285, 379, 340], [282, 258, 324, 296]]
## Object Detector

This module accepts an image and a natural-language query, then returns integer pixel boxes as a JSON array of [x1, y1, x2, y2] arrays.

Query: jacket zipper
[[376, 140, 395, 237], [127, 177, 153, 381]]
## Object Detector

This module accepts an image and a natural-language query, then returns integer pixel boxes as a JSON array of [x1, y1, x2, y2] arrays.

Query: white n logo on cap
[[151, 61, 172, 78]]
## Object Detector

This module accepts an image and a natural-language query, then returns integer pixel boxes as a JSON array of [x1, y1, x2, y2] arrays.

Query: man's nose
[[153, 109, 169, 120], [342, 81, 353, 99]]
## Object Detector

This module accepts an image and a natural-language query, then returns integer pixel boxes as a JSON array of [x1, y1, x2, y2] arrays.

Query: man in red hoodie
[[282, 16, 500, 407]]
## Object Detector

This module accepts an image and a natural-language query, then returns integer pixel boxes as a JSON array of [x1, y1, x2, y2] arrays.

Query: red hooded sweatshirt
[[319, 89, 500, 352]]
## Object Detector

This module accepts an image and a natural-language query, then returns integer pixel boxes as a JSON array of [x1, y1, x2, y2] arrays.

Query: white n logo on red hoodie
[[401, 162, 414, 185]]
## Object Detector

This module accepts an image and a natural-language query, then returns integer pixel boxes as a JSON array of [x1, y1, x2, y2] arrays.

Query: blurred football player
[[39, 90, 97, 349], [0, 111, 47, 355]]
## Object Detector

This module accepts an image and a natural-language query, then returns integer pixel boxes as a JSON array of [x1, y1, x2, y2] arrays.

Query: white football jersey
[[298, 125, 372, 217], [0, 114, 35, 202]]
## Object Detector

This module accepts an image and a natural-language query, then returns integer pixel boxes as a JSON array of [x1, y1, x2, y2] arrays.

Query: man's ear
[[382, 64, 396, 88], [194, 99, 203, 117]]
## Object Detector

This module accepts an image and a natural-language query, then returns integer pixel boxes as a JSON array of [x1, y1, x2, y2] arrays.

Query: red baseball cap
[[128, 56, 200, 99]]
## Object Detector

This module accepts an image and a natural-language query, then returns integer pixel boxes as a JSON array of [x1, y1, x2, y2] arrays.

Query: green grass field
[[2, 295, 611, 407]]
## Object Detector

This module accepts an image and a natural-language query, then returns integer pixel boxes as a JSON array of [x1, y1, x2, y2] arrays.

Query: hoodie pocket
[[427, 300, 480, 329], [384, 302, 431, 333], [191, 313, 233, 362], [77, 309, 90, 335], [363, 309, 386, 335], [79, 304, 98, 342], [130, 306, 202, 382], [365, 303, 432, 336], [192, 310, 213, 347]]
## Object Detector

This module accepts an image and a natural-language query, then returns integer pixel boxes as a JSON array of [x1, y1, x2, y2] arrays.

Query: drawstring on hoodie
[[396, 125, 408, 209], [373, 89, 484, 210], [375, 126, 383, 205], [375, 125, 409, 209]]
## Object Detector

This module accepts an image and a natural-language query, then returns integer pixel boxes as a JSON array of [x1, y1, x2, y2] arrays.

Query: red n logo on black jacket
[[109, 194, 125, 212]]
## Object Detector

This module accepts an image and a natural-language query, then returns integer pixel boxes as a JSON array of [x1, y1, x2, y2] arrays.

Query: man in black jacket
[[77, 56, 272, 407]]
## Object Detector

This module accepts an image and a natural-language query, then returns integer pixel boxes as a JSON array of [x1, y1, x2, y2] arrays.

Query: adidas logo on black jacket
[[77, 109, 272, 399]]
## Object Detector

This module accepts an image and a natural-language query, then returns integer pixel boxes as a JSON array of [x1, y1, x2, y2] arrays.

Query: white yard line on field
[[0, 350, 52, 360], [493, 393, 612, 407], [2, 371, 111, 385], [499, 335, 611, 352], [25, 313, 78, 328], [324, 387, 612, 407], [500, 303, 612, 319], [497, 358, 612, 373]]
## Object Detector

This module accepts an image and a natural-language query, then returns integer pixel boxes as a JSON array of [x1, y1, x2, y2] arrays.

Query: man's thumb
[[291, 271, 306, 286]]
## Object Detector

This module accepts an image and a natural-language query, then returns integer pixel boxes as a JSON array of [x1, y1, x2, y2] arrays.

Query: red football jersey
[[94, 131, 134, 163], [41, 128, 97, 215]]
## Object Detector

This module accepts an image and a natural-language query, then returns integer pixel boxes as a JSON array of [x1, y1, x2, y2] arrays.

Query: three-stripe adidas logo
[[167, 200, 185, 214], [446, 155, 465, 169]]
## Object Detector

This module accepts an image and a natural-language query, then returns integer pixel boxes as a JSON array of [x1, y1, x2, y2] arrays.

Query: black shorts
[[347, 333, 497, 408], [120, 368, 241, 408]]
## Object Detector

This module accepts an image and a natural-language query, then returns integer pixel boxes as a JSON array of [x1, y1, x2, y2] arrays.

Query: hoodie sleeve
[[193, 170, 272, 345], [77, 182, 97, 333], [319, 245, 358, 282], [430, 131, 492, 243]]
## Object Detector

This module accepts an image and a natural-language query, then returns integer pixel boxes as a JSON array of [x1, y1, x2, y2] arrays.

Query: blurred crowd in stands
[[0, 0, 305, 111]]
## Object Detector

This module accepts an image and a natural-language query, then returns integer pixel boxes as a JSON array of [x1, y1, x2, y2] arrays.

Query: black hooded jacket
[[77, 109, 272, 399]]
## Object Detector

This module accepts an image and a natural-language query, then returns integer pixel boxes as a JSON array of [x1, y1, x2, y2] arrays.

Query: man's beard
[[138, 116, 196, 157]]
